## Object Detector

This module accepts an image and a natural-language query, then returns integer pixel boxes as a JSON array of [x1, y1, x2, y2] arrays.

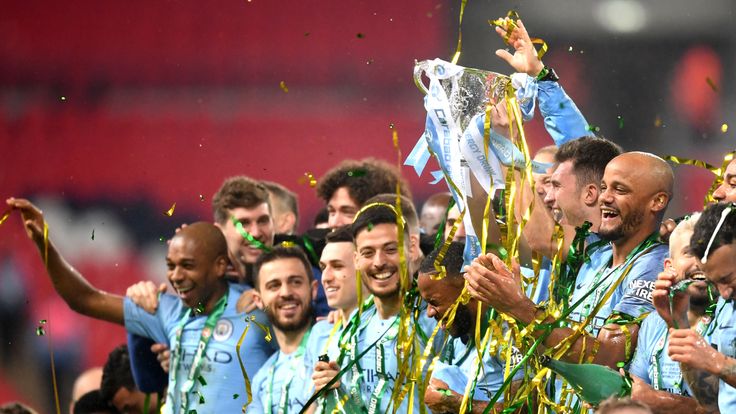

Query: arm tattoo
[[718, 357, 736, 388], [681, 364, 720, 412]]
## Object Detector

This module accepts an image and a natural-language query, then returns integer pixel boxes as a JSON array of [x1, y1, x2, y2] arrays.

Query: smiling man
[[311, 203, 437, 413], [248, 246, 319, 414], [212, 176, 276, 283], [629, 214, 713, 413], [660, 202, 736, 412], [465, 152, 673, 374], [6, 196, 274, 414], [418, 242, 523, 413]]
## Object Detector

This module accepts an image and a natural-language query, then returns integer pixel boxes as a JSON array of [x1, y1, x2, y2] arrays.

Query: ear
[[409, 234, 421, 261], [252, 289, 264, 310], [215, 255, 228, 277], [651, 192, 669, 213], [582, 184, 599, 207], [284, 212, 297, 233], [663, 257, 673, 271], [311, 279, 319, 302]]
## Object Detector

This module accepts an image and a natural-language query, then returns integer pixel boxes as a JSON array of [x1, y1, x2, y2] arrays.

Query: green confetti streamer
[[231, 217, 271, 253], [198, 375, 207, 386], [586, 124, 601, 133], [36, 327, 45, 336], [356, 33, 365, 39], [91, 229, 95, 240], [233, 394, 240, 400], [40, 319, 47, 324], [367, 222, 374, 231], [195, 303, 205, 314], [617, 115, 624, 129], [347, 169, 366, 177]]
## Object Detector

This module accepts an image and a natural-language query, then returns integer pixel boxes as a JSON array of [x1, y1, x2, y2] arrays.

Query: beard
[[265, 298, 313, 333], [600, 208, 644, 242], [449, 303, 474, 339]]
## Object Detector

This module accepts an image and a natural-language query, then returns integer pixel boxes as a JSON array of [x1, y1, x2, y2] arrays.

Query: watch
[[535, 65, 559, 82]]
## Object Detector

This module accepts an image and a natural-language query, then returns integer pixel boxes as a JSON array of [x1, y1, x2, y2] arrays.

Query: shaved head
[[599, 151, 673, 244], [609, 152, 674, 213], [173, 222, 229, 262]]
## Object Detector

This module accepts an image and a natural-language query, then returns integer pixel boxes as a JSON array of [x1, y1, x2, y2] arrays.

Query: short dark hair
[[555, 137, 622, 189], [419, 242, 465, 277], [261, 181, 299, 227], [212, 176, 271, 224], [365, 193, 419, 234], [73, 390, 117, 414], [100, 345, 136, 404], [351, 203, 408, 240], [316, 158, 412, 207], [690, 202, 736, 260], [325, 225, 354, 244], [253, 245, 314, 289]]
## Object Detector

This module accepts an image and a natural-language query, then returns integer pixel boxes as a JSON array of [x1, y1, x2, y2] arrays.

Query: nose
[[329, 212, 350, 229], [247, 222, 263, 239], [322, 267, 335, 284], [599, 186, 614, 205], [543, 188, 555, 207], [713, 182, 727, 201], [426, 305, 437, 319], [278, 282, 294, 298], [371, 250, 388, 269], [717, 283, 733, 301], [169, 266, 184, 283]]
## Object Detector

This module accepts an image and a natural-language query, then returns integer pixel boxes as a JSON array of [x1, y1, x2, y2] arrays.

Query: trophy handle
[[413, 61, 429, 95]]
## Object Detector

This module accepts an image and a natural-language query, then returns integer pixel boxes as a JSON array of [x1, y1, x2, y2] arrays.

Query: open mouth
[[689, 272, 707, 281], [372, 270, 394, 281], [324, 285, 340, 293], [601, 207, 619, 220], [175, 285, 193, 294]]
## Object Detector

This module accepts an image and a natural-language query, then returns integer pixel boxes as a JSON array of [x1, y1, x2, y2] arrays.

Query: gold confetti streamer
[[298, 172, 317, 187], [199, 194, 205, 201], [164, 202, 176, 217], [722, 123, 729, 133], [0, 209, 11, 226], [450, 0, 468, 64], [356, 33, 365, 39], [489, 11, 548, 60], [279, 81, 289, 93], [654, 116, 663, 128]]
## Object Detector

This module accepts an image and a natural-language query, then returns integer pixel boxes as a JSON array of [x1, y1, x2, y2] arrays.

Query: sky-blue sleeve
[[629, 313, 655, 384], [613, 246, 666, 318], [123, 294, 178, 344]]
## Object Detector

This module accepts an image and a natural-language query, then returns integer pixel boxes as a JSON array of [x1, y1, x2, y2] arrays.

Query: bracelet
[[535, 66, 549, 81]]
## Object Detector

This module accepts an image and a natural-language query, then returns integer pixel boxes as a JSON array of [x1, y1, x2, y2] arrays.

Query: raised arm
[[7, 197, 125, 325], [493, 17, 589, 144]]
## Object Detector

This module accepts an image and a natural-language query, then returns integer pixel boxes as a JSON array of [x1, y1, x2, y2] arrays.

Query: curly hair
[[316, 158, 411, 207], [212, 176, 271, 224]]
